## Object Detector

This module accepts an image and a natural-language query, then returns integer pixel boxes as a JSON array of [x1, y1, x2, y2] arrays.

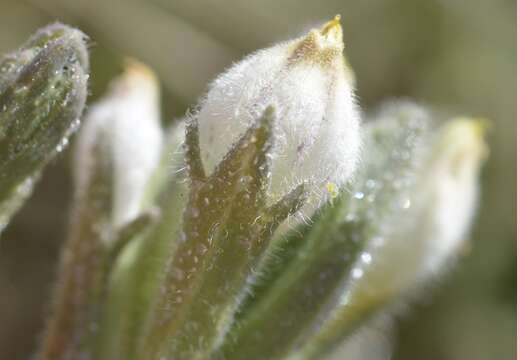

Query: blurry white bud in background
[[349, 117, 488, 305], [195, 15, 361, 205], [75, 60, 163, 227], [419, 119, 489, 275], [297, 115, 488, 360]]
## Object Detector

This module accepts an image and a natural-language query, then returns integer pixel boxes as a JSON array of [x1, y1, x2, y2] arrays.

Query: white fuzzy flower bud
[[195, 16, 360, 203], [76, 60, 163, 227]]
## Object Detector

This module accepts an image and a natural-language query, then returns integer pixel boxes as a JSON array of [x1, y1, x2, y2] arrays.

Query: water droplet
[[354, 192, 364, 200], [360, 252, 372, 265], [351, 268, 363, 279], [55, 137, 69, 152]]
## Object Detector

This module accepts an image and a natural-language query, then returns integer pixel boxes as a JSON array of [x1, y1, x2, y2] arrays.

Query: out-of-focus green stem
[[0, 23, 89, 233], [138, 107, 306, 360], [37, 139, 113, 360]]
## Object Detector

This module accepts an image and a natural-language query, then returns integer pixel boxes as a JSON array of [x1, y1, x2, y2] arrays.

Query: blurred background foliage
[[0, 0, 516, 359]]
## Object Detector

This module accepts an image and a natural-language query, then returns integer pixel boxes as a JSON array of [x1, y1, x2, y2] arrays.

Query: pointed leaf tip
[[266, 182, 308, 226], [184, 117, 206, 181], [211, 105, 277, 193]]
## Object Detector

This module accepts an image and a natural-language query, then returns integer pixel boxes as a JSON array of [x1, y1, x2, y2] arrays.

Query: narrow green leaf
[[37, 137, 113, 360]]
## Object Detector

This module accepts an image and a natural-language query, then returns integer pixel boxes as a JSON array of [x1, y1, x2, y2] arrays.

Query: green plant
[[0, 23, 88, 234], [1, 18, 487, 360]]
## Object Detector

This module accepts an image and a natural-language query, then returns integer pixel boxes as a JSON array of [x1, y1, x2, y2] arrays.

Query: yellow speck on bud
[[326, 182, 339, 199]]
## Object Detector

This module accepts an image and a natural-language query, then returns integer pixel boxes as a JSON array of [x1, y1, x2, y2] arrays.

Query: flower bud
[[76, 59, 163, 227], [293, 114, 488, 360], [195, 15, 360, 203], [355, 117, 488, 295]]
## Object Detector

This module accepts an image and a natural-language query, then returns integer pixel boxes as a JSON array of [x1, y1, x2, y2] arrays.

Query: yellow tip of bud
[[326, 182, 339, 199], [449, 117, 490, 142], [321, 15, 342, 35], [460, 117, 491, 160], [319, 15, 343, 46], [440, 117, 490, 173], [123, 57, 157, 83], [471, 118, 492, 138], [288, 15, 345, 68], [110, 58, 158, 97]]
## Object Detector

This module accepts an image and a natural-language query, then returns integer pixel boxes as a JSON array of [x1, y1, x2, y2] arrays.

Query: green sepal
[[139, 106, 307, 360]]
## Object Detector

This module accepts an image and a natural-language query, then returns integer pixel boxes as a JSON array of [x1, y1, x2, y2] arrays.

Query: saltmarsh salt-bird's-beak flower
[[195, 15, 360, 205]]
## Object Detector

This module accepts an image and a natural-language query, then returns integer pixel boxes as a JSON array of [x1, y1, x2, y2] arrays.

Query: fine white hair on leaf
[[76, 59, 163, 228], [194, 16, 361, 211]]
